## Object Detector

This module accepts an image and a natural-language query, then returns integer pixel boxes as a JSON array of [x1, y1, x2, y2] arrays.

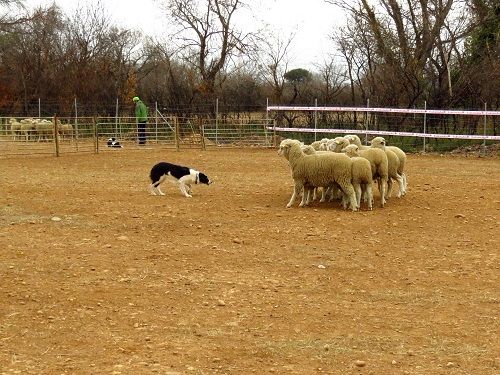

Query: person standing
[[133, 96, 148, 145]]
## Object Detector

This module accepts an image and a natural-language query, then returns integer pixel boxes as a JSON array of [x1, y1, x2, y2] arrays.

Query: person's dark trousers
[[138, 121, 147, 144]]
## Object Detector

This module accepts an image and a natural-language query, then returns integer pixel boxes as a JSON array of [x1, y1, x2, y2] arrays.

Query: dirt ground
[[0, 148, 499, 375]]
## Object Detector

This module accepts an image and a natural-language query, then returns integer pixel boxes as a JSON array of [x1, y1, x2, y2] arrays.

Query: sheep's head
[[278, 139, 301, 157], [342, 144, 359, 157], [345, 134, 361, 145], [318, 141, 329, 151], [327, 137, 349, 152], [301, 145, 316, 155], [325, 139, 335, 150], [370, 137, 386, 149]]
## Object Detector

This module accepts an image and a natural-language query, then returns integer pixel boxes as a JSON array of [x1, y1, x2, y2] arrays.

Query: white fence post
[[215, 98, 219, 145], [114, 98, 119, 137], [483, 102, 487, 155], [74, 97, 79, 149], [155, 101, 158, 142], [423, 101, 427, 153], [314, 98, 318, 142], [264, 98, 269, 145], [365, 99, 370, 145]]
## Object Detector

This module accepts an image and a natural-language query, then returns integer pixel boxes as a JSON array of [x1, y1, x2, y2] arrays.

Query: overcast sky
[[24, 0, 345, 69]]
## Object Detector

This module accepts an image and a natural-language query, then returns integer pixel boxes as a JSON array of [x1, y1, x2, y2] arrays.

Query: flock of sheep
[[8, 118, 74, 141], [278, 135, 407, 211]]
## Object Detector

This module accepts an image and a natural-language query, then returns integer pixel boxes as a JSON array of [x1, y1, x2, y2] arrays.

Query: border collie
[[107, 137, 122, 148], [149, 162, 212, 198]]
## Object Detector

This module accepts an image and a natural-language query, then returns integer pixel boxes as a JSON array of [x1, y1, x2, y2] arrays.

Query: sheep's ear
[[341, 148, 346, 152]]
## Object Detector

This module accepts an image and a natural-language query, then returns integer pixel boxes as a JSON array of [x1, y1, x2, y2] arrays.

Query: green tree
[[284, 68, 312, 104]]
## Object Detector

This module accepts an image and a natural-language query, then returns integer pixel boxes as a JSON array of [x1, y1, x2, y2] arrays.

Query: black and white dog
[[149, 162, 212, 198], [107, 137, 122, 148]]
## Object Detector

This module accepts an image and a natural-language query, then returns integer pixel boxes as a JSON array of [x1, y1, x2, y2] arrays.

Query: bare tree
[[140, 40, 200, 114], [312, 57, 347, 108], [63, 1, 141, 110], [326, 0, 471, 107], [451, 0, 499, 110], [257, 32, 294, 104], [1, 5, 67, 112], [332, 12, 375, 105], [0, 0, 31, 31], [166, 0, 251, 100]]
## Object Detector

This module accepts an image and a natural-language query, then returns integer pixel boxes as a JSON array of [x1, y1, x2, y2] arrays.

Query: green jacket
[[135, 100, 148, 122]]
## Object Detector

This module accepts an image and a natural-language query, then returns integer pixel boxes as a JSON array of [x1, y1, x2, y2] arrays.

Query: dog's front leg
[[179, 182, 192, 198]]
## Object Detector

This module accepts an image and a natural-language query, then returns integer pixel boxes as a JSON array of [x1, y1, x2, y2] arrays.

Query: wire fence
[[1, 104, 500, 157], [268, 105, 500, 152], [0, 114, 275, 157]]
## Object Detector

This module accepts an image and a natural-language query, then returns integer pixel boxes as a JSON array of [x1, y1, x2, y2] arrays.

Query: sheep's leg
[[286, 182, 302, 208], [322, 186, 331, 202], [300, 187, 311, 207], [341, 193, 348, 210], [306, 188, 314, 205], [401, 173, 408, 194], [354, 184, 362, 209], [365, 184, 373, 210], [328, 186, 335, 202], [395, 173, 405, 198], [299, 187, 306, 201], [186, 184, 193, 195], [299, 186, 311, 207], [329, 186, 340, 202], [378, 178, 386, 207], [319, 187, 326, 203], [338, 182, 358, 212], [311, 188, 317, 201], [386, 178, 393, 198]]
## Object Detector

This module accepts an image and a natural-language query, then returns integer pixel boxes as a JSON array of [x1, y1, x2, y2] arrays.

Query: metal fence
[[268, 105, 500, 152], [2, 105, 500, 157], [0, 115, 275, 157]]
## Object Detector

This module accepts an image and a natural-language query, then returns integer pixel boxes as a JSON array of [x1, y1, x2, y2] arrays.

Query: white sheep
[[278, 139, 357, 211], [300, 144, 335, 203], [300, 144, 346, 204], [58, 122, 74, 140], [370, 136, 407, 193], [370, 137, 406, 198], [352, 147, 389, 207], [19, 119, 36, 141], [9, 118, 22, 140], [342, 144, 374, 210], [34, 119, 53, 142], [310, 138, 330, 151], [326, 137, 350, 153], [345, 134, 370, 150], [305, 137, 386, 206]]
